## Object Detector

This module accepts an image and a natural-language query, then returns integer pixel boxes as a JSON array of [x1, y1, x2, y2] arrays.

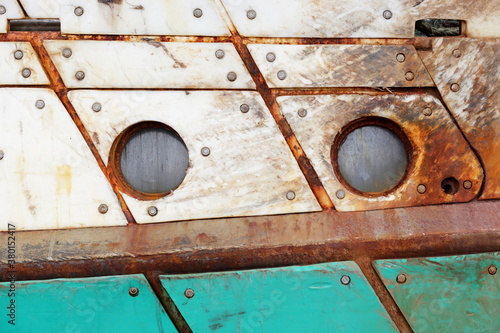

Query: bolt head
[[14, 50, 24, 60], [98, 204, 108, 214], [35, 100, 45, 109], [463, 180, 472, 189], [74, 6, 84, 16], [340, 275, 351, 285], [417, 184, 426, 194], [22, 68, 31, 78], [423, 107, 432, 116], [240, 104, 250, 113], [266, 52, 276, 62], [396, 273, 407, 284], [336, 189, 346, 199], [405, 71, 415, 81], [488, 265, 497, 275], [0, 5, 6, 15], [215, 49, 225, 59], [450, 83, 460, 92], [147, 206, 158, 216], [75, 71, 85, 81], [0, 150, 4, 160], [298, 109, 307, 117], [184, 288, 195, 298], [227, 72, 237, 82], [92, 102, 102, 112], [193, 8, 203, 18], [247, 9, 257, 20], [277, 70, 287, 80], [396, 53, 405, 63], [452, 49, 462, 58], [201, 147, 211, 157], [129, 287, 139, 297], [286, 190, 296, 200], [383, 10, 393, 20], [62, 48, 73, 58]]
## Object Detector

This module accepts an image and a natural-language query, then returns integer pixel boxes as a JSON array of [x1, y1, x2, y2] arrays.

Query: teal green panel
[[0, 274, 178, 333], [160, 262, 398, 332], [374, 252, 500, 333]]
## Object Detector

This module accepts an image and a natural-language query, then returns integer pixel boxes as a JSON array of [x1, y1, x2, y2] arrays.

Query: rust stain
[[98, 0, 123, 5], [56, 165, 72, 196], [146, 40, 187, 68]]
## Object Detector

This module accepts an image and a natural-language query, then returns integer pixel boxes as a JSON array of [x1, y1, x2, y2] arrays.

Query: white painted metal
[[221, 0, 500, 38], [69, 90, 321, 224], [44, 40, 255, 89], [0, 0, 25, 19], [248, 44, 434, 88], [0, 13, 5, 33], [59, 0, 229, 36], [19, 0, 61, 19], [0, 42, 50, 85], [0, 88, 127, 231]]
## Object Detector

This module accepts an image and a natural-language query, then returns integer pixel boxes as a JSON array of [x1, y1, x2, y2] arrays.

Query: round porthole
[[331, 117, 411, 195], [110, 122, 189, 199]]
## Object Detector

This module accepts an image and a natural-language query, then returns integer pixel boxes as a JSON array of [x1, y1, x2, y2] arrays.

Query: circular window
[[110, 122, 189, 199], [332, 118, 410, 195]]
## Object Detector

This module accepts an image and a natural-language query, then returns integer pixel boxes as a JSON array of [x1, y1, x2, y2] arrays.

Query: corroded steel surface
[[419, 38, 500, 200]]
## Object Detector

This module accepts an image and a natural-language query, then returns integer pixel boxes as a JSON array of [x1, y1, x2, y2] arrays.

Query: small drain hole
[[441, 177, 459, 195]]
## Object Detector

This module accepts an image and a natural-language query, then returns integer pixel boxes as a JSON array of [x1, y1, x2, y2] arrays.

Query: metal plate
[[0, 274, 178, 332], [280, 93, 483, 211], [0, 42, 49, 85], [59, 0, 229, 36], [249, 44, 433, 88], [69, 90, 321, 224], [373, 252, 500, 333], [44, 40, 255, 89], [18, 0, 61, 19], [419, 38, 500, 200], [161, 262, 398, 332], [221, 0, 500, 38], [0, 88, 126, 231], [0, 0, 24, 19]]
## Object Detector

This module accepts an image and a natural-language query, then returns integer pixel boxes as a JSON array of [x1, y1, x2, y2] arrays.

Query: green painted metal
[[161, 261, 398, 332], [0, 274, 178, 333], [374, 252, 499, 333]]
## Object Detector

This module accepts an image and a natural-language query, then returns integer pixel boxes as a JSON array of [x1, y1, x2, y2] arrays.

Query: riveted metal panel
[[68, 90, 321, 224], [0, 274, 178, 332], [374, 252, 500, 333], [280, 93, 483, 211], [18, 0, 61, 19], [0, 88, 127, 231], [161, 262, 398, 332], [419, 38, 500, 200], [44, 40, 255, 89], [0, 42, 49, 85], [249, 44, 434, 88], [0, 0, 24, 20]]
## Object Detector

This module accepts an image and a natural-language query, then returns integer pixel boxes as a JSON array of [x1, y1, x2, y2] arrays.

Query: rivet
[[62, 48, 73, 58], [383, 10, 393, 20], [193, 8, 203, 18], [0, 150, 4, 160], [298, 109, 307, 117], [74, 6, 84, 16], [450, 83, 460, 92], [247, 9, 257, 20], [452, 49, 461, 58], [396, 274, 407, 284], [35, 100, 45, 109], [336, 189, 346, 199], [405, 71, 415, 81], [98, 204, 108, 214], [340, 275, 351, 285], [227, 72, 237, 82], [286, 190, 296, 200], [423, 107, 432, 116], [417, 184, 426, 194], [215, 49, 225, 59], [463, 180, 472, 189], [266, 52, 276, 62], [396, 53, 405, 63], [75, 70, 85, 81], [201, 147, 211, 156], [488, 265, 497, 275], [184, 288, 195, 298], [14, 50, 24, 60], [92, 102, 102, 112], [147, 206, 158, 216], [0, 5, 6, 15], [129, 287, 139, 297], [21, 68, 32, 78], [277, 70, 287, 80], [240, 104, 250, 113]]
